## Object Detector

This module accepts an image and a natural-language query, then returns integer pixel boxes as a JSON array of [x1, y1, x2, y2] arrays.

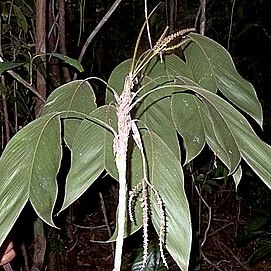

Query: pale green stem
[[113, 74, 133, 271], [113, 154, 128, 271]]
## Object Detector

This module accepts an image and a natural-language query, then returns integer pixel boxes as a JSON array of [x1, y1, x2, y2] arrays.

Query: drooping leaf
[[126, 131, 191, 271], [249, 243, 271, 266], [206, 92, 271, 189], [0, 114, 62, 246], [201, 107, 234, 169], [135, 93, 180, 159], [42, 80, 96, 115], [171, 81, 241, 171], [203, 99, 241, 173], [134, 55, 192, 159], [47, 53, 84, 72], [42, 80, 97, 146], [0, 61, 24, 76], [142, 54, 193, 80], [181, 84, 271, 189], [143, 132, 191, 271], [13, 5, 28, 32], [233, 166, 242, 189], [185, 33, 263, 126], [172, 93, 206, 163], [110, 130, 192, 269], [60, 105, 117, 212]]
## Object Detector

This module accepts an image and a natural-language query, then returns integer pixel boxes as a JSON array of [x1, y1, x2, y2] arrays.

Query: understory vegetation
[[0, 0, 271, 270]]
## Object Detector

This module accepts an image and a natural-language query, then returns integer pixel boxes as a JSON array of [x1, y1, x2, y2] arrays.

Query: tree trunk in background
[[48, 0, 61, 90], [31, 1, 47, 270], [168, 0, 188, 32], [168, 0, 176, 33], [35, 0, 47, 116], [59, 0, 71, 82], [0, 17, 10, 147]]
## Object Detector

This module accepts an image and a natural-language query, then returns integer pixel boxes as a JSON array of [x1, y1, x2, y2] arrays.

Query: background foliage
[[1, 0, 271, 270]]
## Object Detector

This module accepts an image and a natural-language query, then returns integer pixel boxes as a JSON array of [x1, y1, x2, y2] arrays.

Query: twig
[[207, 222, 234, 237], [1, 88, 10, 143], [201, 251, 223, 271], [73, 223, 112, 230], [187, 164, 212, 248], [144, 0, 152, 48], [235, 199, 241, 238], [199, 0, 206, 35], [194, 185, 212, 248], [99, 192, 115, 259], [67, 239, 78, 253], [227, 0, 236, 50], [7, 70, 46, 103], [0, 55, 45, 102], [220, 242, 250, 270], [195, 0, 206, 35], [88, 239, 111, 244], [77, 0, 86, 46]]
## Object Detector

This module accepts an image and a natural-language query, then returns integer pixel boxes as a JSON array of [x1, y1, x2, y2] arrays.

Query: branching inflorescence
[[113, 27, 195, 271]]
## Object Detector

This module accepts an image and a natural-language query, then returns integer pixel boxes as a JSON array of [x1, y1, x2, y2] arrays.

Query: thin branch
[[195, 184, 212, 248], [77, 0, 86, 46], [0, 81, 10, 143], [199, 0, 206, 35], [220, 242, 250, 270], [21, 243, 30, 271], [0, 19, 10, 143], [77, 0, 123, 65], [35, 0, 47, 115], [207, 222, 234, 237], [201, 252, 223, 271], [99, 192, 115, 260], [195, 0, 206, 35], [73, 223, 113, 230], [227, 0, 236, 50], [144, 0, 152, 48], [0, 54, 43, 101], [58, 0, 71, 81], [6, 69, 46, 103]]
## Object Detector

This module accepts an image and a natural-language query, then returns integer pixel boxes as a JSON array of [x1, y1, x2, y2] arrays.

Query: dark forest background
[[1, 0, 271, 270]]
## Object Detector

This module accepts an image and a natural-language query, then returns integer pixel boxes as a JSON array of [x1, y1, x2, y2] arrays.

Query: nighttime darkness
[[1, 0, 271, 270]]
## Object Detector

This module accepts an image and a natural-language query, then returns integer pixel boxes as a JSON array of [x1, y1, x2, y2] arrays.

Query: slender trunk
[[168, 0, 176, 33], [1, 91, 10, 144], [48, 0, 61, 89], [58, 0, 71, 82], [0, 17, 10, 145], [31, 2, 48, 271], [35, 0, 47, 116]]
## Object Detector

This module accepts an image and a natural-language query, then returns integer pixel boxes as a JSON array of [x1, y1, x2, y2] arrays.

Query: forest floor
[[60, 176, 271, 271], [7, 174, 271, 271]]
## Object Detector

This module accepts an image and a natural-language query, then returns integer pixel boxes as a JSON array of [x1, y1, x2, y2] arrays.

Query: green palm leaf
[[0, 114, 62, 246]]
